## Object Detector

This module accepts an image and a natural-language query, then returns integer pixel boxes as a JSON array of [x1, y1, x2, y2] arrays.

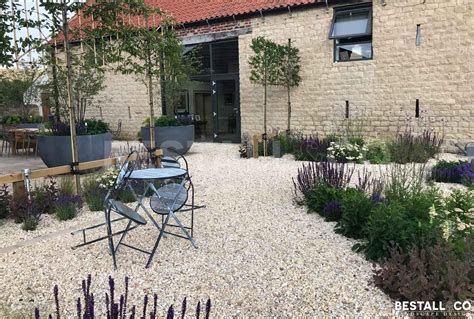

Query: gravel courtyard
[[0, 143, 395, 317]]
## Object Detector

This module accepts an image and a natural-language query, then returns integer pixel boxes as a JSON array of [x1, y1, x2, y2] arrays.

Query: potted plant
[[38, 52, 110, 167], [140, 115, 194, 155]]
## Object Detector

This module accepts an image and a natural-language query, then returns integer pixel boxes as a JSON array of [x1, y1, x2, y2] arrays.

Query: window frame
[[333, 36, 373, 62], [328, 4, 373, 40]]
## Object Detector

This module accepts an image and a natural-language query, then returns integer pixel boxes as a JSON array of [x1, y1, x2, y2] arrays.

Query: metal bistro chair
[[148, 151, 205, 261], [72, 151, 148, 268]]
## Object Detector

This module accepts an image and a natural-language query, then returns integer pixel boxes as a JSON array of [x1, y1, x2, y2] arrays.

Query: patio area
[[0, 142, 393, 317]]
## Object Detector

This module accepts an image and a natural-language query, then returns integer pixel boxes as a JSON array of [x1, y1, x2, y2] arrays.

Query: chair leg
[[169, 211, 197, 249], [105, 209, 117, 269], [146, 212, 171, 268], [114, 220, 133, 255]]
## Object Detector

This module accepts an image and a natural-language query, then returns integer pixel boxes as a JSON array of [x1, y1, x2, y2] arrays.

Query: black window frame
[[329, 3, 373, 63]]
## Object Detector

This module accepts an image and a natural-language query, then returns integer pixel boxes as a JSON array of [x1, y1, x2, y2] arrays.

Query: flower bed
[[293, 162, 473, 307]]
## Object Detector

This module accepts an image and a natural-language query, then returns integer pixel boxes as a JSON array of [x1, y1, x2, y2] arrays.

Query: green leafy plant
[[307, 183, 344, 217], [82, 176, 105, 211], [55, 194, 83, 221], [58, 177, 75, 196], [336, 188, 375, 239], [0, 185, 11, 219], [384, 164, 427, 203], [387, 129, 443, 164], [143, 115, 182, 127], [84, 118, 110, 135], [366, 142, 389, 164]]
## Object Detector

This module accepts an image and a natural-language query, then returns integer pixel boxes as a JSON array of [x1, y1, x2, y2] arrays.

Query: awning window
[[329, 6, 372, 39]]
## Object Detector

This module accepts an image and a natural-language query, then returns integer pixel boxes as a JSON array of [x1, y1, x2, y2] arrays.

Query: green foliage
[[2, 114, 21, 124], [366, 142, 389, 164], [0, 185, 11, 219], [307, 183, 344, 216], [58, 177, 75, 196], [384, 164, 427, 203], [249, 37, 283, 86], [143, 115, 182, 127], [438, 190, 474, 255], [55, 204, 77, 221], [84, 118, 110, 135], [336, 188, 374, 239], [0, 71, 39, 117], [22, 215, 38, 231], [82, 176, 105, 211], [118, 189, 136, 203], [387, 129, 442, 164], [373, 236, 473, 302]]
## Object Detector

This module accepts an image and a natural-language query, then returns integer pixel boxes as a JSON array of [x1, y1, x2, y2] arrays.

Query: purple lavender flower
[[323, 200, 343, 221]]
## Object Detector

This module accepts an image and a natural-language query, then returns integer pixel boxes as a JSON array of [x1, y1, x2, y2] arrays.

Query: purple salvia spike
[[181, 297, 186, 319], [142, 295, 148, 319], [151, 294, 157, 319], [90, 293, 95, 319], [204, 299, 211, 319], [34, 307, 40, 319], [123, 277, 129, 317], [112, 303, 119, 319], [109, 276, 115, 309], [77, 298, 82, 318], [130, 305, 136, 319], [119, 295, 124, 319], [82, 279, 87, 302], [86, 274, 92, 298], [195, 301, 200, 319], [166, 305, 174, 319], [53, 285, 60, 319], [49, 315, 53, 319], [106, 293, 111, 319]]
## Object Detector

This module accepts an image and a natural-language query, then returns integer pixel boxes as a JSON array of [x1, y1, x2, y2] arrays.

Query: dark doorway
[[182, 38, 240, 143]]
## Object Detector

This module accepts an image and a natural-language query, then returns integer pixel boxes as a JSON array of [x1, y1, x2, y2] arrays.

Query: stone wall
[[238, 0, 474, 147], [85, 71, 161, 140]]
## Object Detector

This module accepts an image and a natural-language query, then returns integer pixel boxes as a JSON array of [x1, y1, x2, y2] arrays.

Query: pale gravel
[[0, 143, 470, 317]]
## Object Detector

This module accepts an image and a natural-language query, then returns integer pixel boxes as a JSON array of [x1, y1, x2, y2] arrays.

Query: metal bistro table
[[128, 167, 197, 267]]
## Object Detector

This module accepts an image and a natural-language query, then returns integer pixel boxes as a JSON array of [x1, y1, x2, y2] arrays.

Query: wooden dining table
[[6, 128, 41, 155]]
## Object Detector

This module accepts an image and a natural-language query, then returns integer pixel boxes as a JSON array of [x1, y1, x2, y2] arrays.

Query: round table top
[[129, 168, 187, 180]]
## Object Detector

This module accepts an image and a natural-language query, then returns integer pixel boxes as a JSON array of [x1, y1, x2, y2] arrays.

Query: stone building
[[82, 0, 473, 147]]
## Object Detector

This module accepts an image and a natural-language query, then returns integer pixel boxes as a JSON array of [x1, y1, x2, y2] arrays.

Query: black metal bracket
[[70, 161, 80, 175]]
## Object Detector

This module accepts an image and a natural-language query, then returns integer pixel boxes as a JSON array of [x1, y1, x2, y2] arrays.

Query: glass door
[[212, 77, 240, 143]]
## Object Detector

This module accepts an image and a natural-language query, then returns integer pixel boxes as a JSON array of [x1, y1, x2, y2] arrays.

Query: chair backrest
[[162, 148, 189, 171], [104, 151, 137, 206]]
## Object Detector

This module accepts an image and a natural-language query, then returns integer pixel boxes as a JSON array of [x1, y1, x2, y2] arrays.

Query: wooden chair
[[12, 131, 28, 155]]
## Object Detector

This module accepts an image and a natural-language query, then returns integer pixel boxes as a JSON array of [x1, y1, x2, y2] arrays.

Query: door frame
[[212, 74, 241, 143]]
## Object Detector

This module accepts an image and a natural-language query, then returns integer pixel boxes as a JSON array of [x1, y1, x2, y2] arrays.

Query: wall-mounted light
[[415, 99, 420, 118], [345, 100, 350, 119], [416, 24, 421, 46]]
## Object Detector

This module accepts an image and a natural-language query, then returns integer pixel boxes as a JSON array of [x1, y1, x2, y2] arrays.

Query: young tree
[[84, 0, 197, 148], [279, 39, 301, 132], [249, 36, 283, 156]]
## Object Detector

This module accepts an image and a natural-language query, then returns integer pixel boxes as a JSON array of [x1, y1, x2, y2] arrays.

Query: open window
[[329, 3, 373, 62]]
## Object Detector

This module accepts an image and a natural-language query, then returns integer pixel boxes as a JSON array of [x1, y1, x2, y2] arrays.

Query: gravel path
[[0, 143, 427, 317]]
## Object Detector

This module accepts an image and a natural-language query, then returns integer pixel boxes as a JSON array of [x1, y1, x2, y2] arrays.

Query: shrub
[[373, 237, 473, 303], [9, 191, 29, 223], [437, 190, 474, 255], [431, 160, 466, 184], [55, 194, 83, 221], [459, 160, 474, 187], [384, 164, 427, 203], [84, 118, 110, 135], [366, 142, 389, 164], [82, 176, 105, 211], [327, 141, 367, 163], [359, 201, 436, 260], [293, 162, 354, 203], [34, 275, 211, 319], [118, 189, 136, 203], [356, 167, 384, 197], [296, 135, 330, 161], [323, 200, 343, 222], [32, 177, 58, 215], [387, 129, 442, 164], [58, 177, 75, 196], [143, 115, 182, 127], [336, 188, 375, 239], [0, 185, 11, 219], [307, 183, 344, 218]]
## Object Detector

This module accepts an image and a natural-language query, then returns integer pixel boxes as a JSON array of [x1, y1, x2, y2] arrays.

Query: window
[[329, 4, 373, 62]]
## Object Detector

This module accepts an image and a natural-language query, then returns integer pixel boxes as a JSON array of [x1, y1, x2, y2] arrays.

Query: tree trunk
[[147, 68, 155, 149], [51, 47, 60, 122], [62, 0, 80, 194], [263, 60, 268, 157], [287, 39, 292, 133]]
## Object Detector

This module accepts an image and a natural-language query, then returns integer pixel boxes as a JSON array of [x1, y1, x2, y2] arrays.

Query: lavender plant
[[34, 275, 211, 319], [55, 194, 83, 221], [356, 167, 384, 197], [293, 162, 354, 203], [387, 128, 443, 164]]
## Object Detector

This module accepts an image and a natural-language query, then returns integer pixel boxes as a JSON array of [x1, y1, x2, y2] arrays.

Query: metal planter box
[[141, 125, 194, 155], [38, 133, 112, 168]]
